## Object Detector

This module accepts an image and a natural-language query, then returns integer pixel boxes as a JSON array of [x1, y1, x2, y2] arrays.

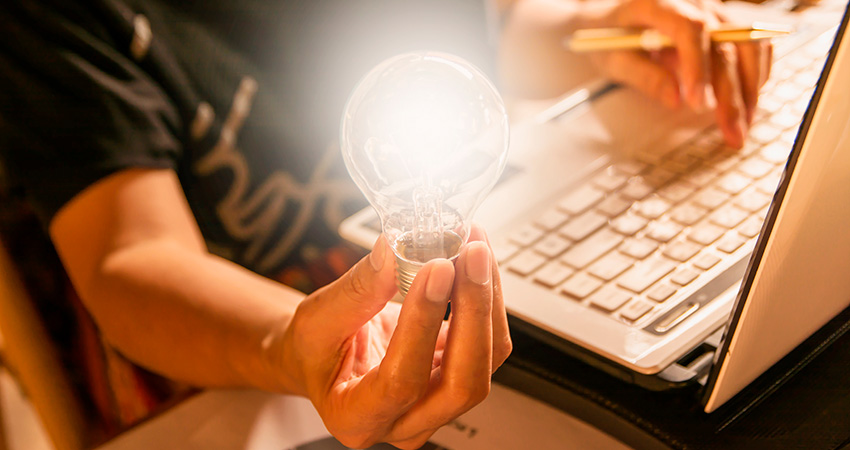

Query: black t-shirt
[[0, 0, 497, 276]]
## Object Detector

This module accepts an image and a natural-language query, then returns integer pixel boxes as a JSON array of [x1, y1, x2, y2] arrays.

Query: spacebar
[[644, 253, 752, 335]]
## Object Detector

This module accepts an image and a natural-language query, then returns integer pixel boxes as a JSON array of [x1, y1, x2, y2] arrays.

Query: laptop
[[340, 0, 850, 413]]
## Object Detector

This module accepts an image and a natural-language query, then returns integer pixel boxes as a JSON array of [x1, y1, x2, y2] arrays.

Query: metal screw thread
[[395, 256, 423, 298]]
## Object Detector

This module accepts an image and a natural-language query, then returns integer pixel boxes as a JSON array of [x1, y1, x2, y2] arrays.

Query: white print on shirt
[[194, 76, 358, 273]]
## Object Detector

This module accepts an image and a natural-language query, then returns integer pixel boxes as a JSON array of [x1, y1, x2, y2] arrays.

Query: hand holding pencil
[[497, 0, 775, 148], [564, 0, 776, 149], [566, 23, 792, 53]]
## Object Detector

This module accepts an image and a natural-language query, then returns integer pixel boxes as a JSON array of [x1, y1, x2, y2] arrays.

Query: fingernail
[[370, 237, 386, 271], [425, 260, 454, 303], [465, 242, 491, 285]]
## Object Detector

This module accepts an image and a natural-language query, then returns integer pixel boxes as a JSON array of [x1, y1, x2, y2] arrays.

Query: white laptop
[[340, 0, 850, 413]]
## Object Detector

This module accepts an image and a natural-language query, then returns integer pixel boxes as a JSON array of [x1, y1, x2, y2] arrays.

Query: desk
[[95, 382, 631, 450], [496, 307, 850, 450], [95, 307, 850, 450]]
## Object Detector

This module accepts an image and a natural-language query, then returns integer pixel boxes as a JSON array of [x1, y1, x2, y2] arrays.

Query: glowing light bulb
[[341, 51, 509, 295]]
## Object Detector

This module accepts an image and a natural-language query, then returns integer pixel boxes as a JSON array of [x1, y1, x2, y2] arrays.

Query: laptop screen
[[703, 1, 850, 413]]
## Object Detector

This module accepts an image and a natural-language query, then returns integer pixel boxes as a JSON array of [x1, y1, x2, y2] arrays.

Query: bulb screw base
[[395, 257, 423, 298]]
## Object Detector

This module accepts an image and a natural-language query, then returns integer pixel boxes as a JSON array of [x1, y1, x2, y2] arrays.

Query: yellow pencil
[[566, 22, 793, 52]]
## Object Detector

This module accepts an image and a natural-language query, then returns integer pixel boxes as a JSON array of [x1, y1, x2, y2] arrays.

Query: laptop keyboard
[[494, 34, 831, 331]]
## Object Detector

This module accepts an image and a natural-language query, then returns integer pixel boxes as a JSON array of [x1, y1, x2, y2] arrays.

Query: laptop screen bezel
[[700, 1, 850, 411]]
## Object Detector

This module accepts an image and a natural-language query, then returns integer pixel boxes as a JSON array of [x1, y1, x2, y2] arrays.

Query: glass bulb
[[341, 51, 509, 295]]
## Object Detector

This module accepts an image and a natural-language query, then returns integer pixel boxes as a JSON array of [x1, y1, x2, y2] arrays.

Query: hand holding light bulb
[[269, 52, 511, 449], [274, 225, 511, 449]]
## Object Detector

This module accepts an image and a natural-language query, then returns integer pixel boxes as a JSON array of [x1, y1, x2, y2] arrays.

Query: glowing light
[[341, 51, 509, 295]]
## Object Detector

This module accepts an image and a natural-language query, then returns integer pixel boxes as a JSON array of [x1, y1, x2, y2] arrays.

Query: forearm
[[499, 0, 620, 98], [48, 168, 307, 395], [78, 237, 304, 394]]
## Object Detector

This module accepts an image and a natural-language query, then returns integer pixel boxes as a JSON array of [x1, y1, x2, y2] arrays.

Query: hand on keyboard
[[499, 0, 773, 148], [586, 0, 771, 149]]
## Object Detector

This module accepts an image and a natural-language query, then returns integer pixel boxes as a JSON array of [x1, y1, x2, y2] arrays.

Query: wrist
[[253, 313, 307, 396], [573, 0, 626, 31]]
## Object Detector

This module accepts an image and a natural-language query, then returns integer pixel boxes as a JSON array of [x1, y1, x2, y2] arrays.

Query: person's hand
[[586, 0, 772, 148], [270, 225, 511, 449]]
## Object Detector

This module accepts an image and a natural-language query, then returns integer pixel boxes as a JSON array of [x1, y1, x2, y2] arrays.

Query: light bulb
[[341, 51, 509, 295]]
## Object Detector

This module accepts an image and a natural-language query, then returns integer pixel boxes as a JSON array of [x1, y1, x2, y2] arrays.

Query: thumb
[[311, 236, 398, 339]]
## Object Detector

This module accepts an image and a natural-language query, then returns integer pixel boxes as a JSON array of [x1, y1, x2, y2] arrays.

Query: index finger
[[469, 225, 512, 372], [385, 241, 495, 439], [353, 259, 455, 420], [628, 0, 713, 109], [736, 39, 772, 124]]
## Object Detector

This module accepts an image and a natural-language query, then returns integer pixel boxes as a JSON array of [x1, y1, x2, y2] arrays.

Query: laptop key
[[756, 172, 783, 195], [736, 159, 774, 179], [619, 237, 658, 260], [507, 250, 547, 276], [560, 227, 624, 269], [737, 216, 764, 238], [620, 299, 653, 322], [771, 106, 803, 130], [738, 140, 763, 158], [715, 173, 752, 195], [773, 82, 800, 107], [670, 203, 709, 226], [620, 177, 654, 200], [592, 170, 628, 192], [658, 180, 697, 203], [692, 188, 731, 210], [757, 95, 784, 116], [688, 223, 726, 246], [792, 91, 813, 115], [734, 189, 773, 213], [559, 210, 608, 241], [534, 208, 570, 231], [620, 299, 655, 322], [646, 221, 683, 243], [587, 251, 635, 281], [560, 272, 603, 300], [533, 234, 571, 258], [749, 121, 783, 145], [533, 261, 575, 288], [558, 185, 605, 215], [617, 255, 677, 293], [646, 283, 677, 302], [610, 214, 648, 236], [758, 141, 789, 164], [709, 206, 749, 229], [597, 194, 632, 217], [779, 128, 798, 146], [588, 286, 632, 312], [491, 241, 520, 264], [706, 152, 742, 173], [634, 196, 672, 220], [663, 240, 702, 262], [671, 268, 700, 286], [693, 252, 722, 270], [683, 167, 721, 186], [509, 224, 544, 247], [717, 233, 747, 254]]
